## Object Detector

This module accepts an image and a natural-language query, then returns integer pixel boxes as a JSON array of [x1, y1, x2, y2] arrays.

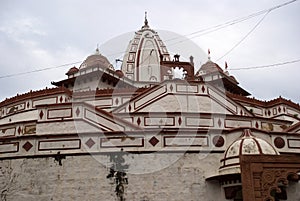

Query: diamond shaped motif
[[18, 127, 22, 134], [27, 102, 30, 108], [170, 84, 173, 92], [178, 117, 182, 125], [137, 117, 141, 126], [76, 107, 80, 117], [201, 85, 205, 93], [60, 96, 63, 103], [128, 105, 132, 112], [115, 98, 119, 105], [39, 110, 44, 119], [278, 107, 281, 113], [23, 141, 33, 151], [255, 122, 259, 128], [85, 138, 95, 148], [218, 119, 222, 127], [149, 136, 159, 147]]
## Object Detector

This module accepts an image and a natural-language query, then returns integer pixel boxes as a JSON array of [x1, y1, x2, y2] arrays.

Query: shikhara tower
[[121, 12, 171, 82], [0, 14, 300, 201]]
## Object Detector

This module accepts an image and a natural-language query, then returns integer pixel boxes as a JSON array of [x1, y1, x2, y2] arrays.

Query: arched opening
[[172, 67, 187, 79]]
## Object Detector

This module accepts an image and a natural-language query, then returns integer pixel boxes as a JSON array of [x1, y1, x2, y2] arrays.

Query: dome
[[195, 60, 223, 76], [79, 48, 113, 70], [219, 129, 279, 175], [66, 66, 79, 76], [115, 70, 124, 78]]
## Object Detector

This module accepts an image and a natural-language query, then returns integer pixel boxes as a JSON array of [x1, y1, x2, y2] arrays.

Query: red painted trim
[[6, 102, 26, 115], [0, 87, 71, 108], [163, 136, 209, 147], [100, 136, 144, 148], [47, 108, 73, 119], [287, 139, 300, 149], [144, 116, 175, 126], [38, 139, 81, 151], [0, 126, 16, 137], [136, 37, 144, 81], [0, 142, 19, 154]]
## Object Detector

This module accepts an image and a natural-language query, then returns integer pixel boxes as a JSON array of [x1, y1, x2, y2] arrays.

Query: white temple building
[[0, 15, 300, 201]]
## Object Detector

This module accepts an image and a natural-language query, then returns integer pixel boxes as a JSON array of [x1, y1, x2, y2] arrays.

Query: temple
[[0, 15, 300, 201]]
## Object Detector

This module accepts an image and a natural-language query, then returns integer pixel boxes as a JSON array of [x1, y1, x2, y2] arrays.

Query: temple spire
[[142, 11, 149, 29]]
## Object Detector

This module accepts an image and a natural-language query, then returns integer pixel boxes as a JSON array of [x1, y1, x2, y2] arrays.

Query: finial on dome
[[95, 44, 100, 55], [142, 11, 149, 29], [208, 49, 211, 60], [145, 11, 148, 26]]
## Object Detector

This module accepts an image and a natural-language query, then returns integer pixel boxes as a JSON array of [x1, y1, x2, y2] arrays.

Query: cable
[[167, 0, 297, 48], [229, 58, 300, 70], [105, 0, 298, 57], [182, 0, 297, 40], [216, 10, 270, 61], [0, 0, 298, 79], [0, 61, 82, 79]]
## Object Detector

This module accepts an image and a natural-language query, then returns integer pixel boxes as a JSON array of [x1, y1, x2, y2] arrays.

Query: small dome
[[219, 129, 279, 175], [115, 70, 124, 78], [66, 66, 79, 76], [79, 49, 113, 70], [195, 60, 223, 76]]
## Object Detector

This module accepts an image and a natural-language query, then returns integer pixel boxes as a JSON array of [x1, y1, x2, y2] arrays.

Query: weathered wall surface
[[1, 153, 299, 201], [0, 153, 224, 201]]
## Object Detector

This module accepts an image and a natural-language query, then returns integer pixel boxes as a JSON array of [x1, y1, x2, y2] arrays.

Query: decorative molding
[[100, 137, 144, 148], [163, 136, 209, 147], [0, 142, 19, 154], [287, 139, 300, 149], [240, 155, 300, 201], [47, 108, 72, 119], [38, 139, 81, 151]]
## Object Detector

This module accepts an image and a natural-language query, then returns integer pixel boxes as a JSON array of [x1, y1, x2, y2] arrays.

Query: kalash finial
[[95, 44, 100, 55], [142, 11, 149, 29], [145, 11, 148, 26]]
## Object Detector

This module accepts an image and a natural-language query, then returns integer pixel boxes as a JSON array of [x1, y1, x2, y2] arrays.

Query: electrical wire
[[0, 61, 82, 79], [229, 58, 300, 70], [0, 0, 298, 79], [178, 0, 297, 40], [216, 11, 271, 61], [166, 0, 297, 48], [106, 0, 298, 57]]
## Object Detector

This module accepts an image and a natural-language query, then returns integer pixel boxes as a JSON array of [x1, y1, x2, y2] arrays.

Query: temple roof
[[79, 48, 113, 70], [66, 66, 79, 76]]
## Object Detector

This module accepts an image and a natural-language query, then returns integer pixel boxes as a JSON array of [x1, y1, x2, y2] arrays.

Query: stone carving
[[240, 155, 300, 201]]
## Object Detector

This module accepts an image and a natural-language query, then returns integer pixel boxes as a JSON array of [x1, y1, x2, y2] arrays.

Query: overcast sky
[[0, 0, 299, 103]]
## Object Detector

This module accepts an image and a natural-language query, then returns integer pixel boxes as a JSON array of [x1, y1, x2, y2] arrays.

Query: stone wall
[[1, 153, 299, 201], [0, 153, 224, 201]]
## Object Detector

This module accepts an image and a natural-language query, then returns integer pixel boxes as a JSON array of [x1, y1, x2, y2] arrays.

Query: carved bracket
[[240, 155, 300, 201]]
